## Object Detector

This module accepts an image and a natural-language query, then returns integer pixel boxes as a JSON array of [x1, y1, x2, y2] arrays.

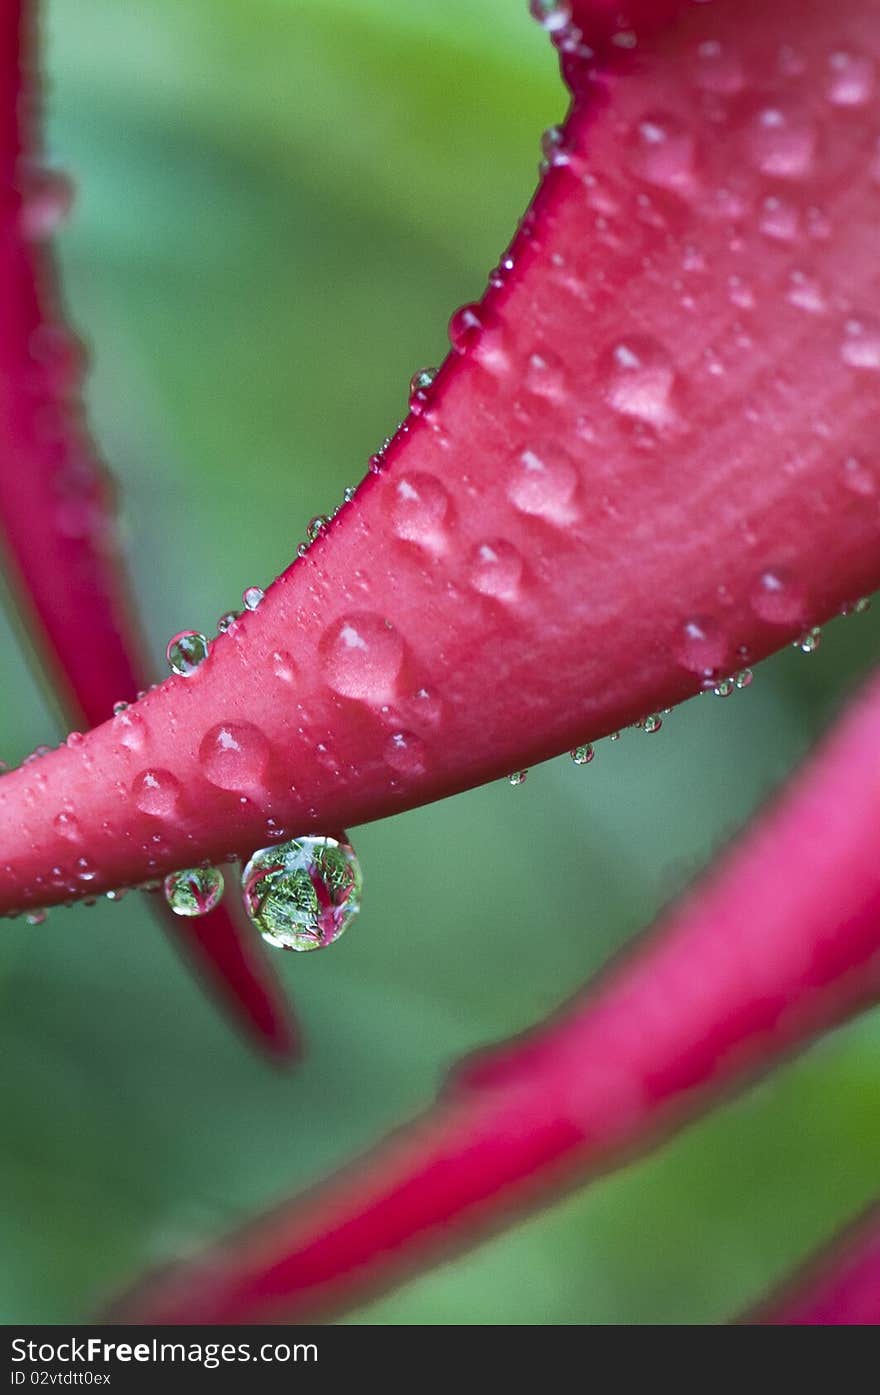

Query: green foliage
[[0, 0, 876, 1322]]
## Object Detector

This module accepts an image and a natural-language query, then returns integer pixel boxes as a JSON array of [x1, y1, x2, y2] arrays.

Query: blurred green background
[[0, 0, 877, 1324]]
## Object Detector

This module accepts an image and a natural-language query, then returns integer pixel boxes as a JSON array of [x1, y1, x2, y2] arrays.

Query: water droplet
[[795, 626, 822, 653], [605, 338, 676, 426], [759, 195, 800, 242], [642, 714, 663, 733], [609, 731, 621, 741], [242, 586, 264, 611], [468, 540, 523, 599], [216, 610, 240, 634], [389, 473, 452, 549], [713, 677, 735, 697], [53, 811, 80, 840], [570, 744, 594, 765], [19, 166, 75, 240], [854, 597, 872, 614], [787, 269, 826, 314], [540, 125, 571, 169], [674, 617, 730, 676], [271, 650, 297, 684], [627, 112, 697, 190], [745, 102, 817, 178], [384, 730, 428, 776], [751, 569, 808, 625], [841, 317, 880, 370], [200, 722, 271, 791], [409, 367, 437, 415], [164, 866, 225, 917], [242, 835, 362, 951], [448, 303, 486, 354], [321, 614, 405, 701], [842, 456, 876, 496], [691, 38, 743, 94], [306, 515, 330, 544], [507, 770, 528, 786], [105, 889, 126, 903], [166, 631, 209, 677], [508, 447, 578, 523], [525, 349, 567, 401], [827, 50, 875, 107], [734, 668, 753, 689], [25, 909, 47, 926], [132, 769, 182, 818], [529, 0, 571, 32], [112, 700, 128, 716]]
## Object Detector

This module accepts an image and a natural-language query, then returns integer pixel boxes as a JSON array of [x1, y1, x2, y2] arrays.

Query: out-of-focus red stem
[[0, 0, 297, 1060], [114, 672, 880, 1322], [748, 1206, 880, 1326]]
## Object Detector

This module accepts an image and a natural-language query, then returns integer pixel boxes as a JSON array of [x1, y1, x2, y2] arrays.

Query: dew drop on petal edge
[[25, 909, 47, 926], [217, 610, 240, 634], [570, 744, 594, 765], [507, 770, 529, 786], [241, 835, 362, 952], [242, 586, 264, 611], [529, 0, 571, 32], [166, 630, 209, 677], [163, 867, 225, 918]]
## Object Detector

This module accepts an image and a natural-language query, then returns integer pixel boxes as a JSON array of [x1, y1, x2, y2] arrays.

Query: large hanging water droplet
[[241, 835, 362, 951], [570, 744, 594, 766], [507, 770, 528, 786], [164, 866, 225, 917], [320, 614, 405, 701], [166, 631, 209, 677], [242, 586, 264, 611]]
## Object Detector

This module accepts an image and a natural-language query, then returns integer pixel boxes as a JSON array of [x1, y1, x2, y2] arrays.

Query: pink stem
[[0, 0, 297, 1059], [749, 1205, 880, 1325], [113, 671, 880, 1322]]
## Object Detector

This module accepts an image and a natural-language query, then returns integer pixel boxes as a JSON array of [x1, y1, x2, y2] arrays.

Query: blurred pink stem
[[0, 0, 297, 1060], [116, 671, 880, 1322], [749, 1206, 880, 1326]]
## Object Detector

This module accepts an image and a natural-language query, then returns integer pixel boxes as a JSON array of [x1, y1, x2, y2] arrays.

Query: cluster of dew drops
[[12, 0, 878, 935]]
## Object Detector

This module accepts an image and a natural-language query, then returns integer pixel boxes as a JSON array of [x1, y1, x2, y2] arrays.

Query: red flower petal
[[0, 0, 877, 909]]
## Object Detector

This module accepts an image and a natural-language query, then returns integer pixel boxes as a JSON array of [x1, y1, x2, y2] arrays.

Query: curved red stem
[[0, 0, 297, 1059], [113, 671, 880, 1322]]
